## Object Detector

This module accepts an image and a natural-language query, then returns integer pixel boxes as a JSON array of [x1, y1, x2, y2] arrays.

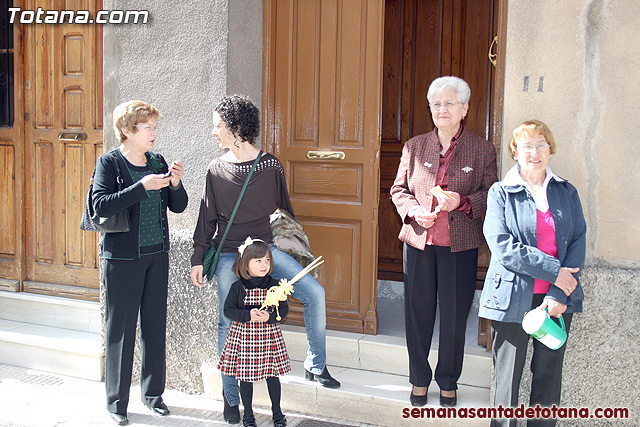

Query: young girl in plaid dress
[[218, 238, 290, 427]]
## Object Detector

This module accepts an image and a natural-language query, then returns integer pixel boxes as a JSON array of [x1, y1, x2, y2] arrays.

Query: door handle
[[488, 36, 498, 67], [58, 132, 87, 141], [306, 150, 345, 160]]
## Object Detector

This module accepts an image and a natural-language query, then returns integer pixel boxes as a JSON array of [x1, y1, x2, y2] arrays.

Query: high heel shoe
[[439, 390, 457, 407], [304, 366, 341, 388], [409, 387, 428, 407]]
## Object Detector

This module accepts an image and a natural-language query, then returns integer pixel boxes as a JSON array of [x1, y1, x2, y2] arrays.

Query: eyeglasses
[[136, 124, 159, 133], [430, 100, 460, 111], [519, 144, 550, 153]]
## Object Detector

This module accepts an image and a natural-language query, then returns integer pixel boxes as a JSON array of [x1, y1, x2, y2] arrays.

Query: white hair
[[427, 76, 471, 104]]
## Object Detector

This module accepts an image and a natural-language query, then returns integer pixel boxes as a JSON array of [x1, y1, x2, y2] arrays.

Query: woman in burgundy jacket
[[391, 76, 497, 408]]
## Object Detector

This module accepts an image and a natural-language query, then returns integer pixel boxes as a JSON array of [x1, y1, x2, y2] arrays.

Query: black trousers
[[490, 294, 573, 427], [403, 243, 478, 391], [103, 252, 169, 414]]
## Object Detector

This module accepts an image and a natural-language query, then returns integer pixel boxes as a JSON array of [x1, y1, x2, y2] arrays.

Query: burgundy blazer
[[391, 128, 498, 252]]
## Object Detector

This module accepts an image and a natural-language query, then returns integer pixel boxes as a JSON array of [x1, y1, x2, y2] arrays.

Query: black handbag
[[202, 151, 263, 281], [80, 153, 131, 233]]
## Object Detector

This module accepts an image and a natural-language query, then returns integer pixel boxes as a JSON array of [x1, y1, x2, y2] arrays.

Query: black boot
[[223, 390, 240, 424]]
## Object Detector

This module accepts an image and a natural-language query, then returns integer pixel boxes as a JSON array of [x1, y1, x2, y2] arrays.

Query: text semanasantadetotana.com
[[402, 405, 629, 420], [8, 7, 149, 24]]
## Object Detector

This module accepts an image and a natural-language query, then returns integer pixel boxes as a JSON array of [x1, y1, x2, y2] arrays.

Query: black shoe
[[304, 367, 341, 388], [409, 387, 428, 407], [273, 414, 287, 427], [145, 401, 170, 416], [439, 391, 457, 407], [109, 412, 128, 425], [243, 417, 257, 427], [223, 391, 241, 424]]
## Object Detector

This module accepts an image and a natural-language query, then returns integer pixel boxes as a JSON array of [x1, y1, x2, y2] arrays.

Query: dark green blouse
[[123, 160, 164, 254]]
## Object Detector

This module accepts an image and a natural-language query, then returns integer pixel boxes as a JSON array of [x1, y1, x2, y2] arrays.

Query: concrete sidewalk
[[0, 364, 376, 427]]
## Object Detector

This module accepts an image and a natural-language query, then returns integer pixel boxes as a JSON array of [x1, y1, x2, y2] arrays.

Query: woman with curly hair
[[190, 95, 340, 425]]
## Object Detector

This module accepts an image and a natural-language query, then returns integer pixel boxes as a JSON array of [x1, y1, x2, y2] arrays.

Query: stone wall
[[560, 267, 640, 425], [165, 230, 218, 393]]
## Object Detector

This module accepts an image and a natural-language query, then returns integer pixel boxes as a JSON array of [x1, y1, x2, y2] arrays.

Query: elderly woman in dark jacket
[[479, 120, 586, 427], [391, 76, 497, 407], [93, 100, 188, 425]]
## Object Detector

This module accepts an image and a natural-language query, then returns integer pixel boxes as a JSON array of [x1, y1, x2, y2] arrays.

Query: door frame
[[491, 0, 508, 160], [0, 13, 25, 292]]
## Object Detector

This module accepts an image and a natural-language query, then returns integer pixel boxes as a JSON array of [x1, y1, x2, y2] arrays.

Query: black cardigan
[[91, 149, 188, 259], [224, 276, 289, 324]]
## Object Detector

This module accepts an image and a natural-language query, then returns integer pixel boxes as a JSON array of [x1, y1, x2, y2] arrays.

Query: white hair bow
[[238, 236, 264, 257]]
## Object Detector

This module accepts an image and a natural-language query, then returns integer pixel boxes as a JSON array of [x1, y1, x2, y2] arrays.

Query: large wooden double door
[[0, 1, 103, 300], [264, 0, 505, 334]]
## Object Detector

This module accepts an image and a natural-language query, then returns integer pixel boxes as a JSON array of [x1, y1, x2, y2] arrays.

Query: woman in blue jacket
[[92, 100, 188, 425], [479, 120, 586, 427]]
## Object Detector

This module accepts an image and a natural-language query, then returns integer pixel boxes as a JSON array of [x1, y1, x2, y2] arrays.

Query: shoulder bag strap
[[213, 150, 263, 253], [111, 151, 125, 190]]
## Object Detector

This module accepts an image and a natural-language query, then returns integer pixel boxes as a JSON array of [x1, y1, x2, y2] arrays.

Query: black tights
[[239, 377, 284, 421]]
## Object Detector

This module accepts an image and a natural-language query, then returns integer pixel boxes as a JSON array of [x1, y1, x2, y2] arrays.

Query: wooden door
[[378, 0, 503, 283], [264, 0, 384, 334], [21, 0, 103, 301]]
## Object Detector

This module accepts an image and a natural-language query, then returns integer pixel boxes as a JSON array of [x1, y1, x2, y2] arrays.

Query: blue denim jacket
[[478, 166, 587, 323]]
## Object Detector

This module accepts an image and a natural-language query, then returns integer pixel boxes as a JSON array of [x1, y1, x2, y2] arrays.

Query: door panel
[[0, 146, 16, 256], [0, 143, 19, 283], [264, 0, 384, 334], [378, 0, 500, 282], [22, 0, 103, 301]]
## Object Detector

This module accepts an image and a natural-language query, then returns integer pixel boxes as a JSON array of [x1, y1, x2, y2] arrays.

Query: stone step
[[0, 292, 103, 380], [202, 359, 490, 426], [281, 324, 492, 389], [0, 319, 103, 380], [0, 291, 101, 334]]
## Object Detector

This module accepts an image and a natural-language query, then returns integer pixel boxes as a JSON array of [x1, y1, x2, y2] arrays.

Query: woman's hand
[[167, 161, 184, 188], [434, 190, 461, 212], [190, 265, 205, 287], [141, 173, 172, 191], [554, 267, 580, 296], [413, 207, 437, 229], [537, 298, 567, 318], [250, 308, 270, 323]]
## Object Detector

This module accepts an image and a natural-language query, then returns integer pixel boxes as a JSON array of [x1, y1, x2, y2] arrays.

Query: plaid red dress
[[217, 287, 291, 382]]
